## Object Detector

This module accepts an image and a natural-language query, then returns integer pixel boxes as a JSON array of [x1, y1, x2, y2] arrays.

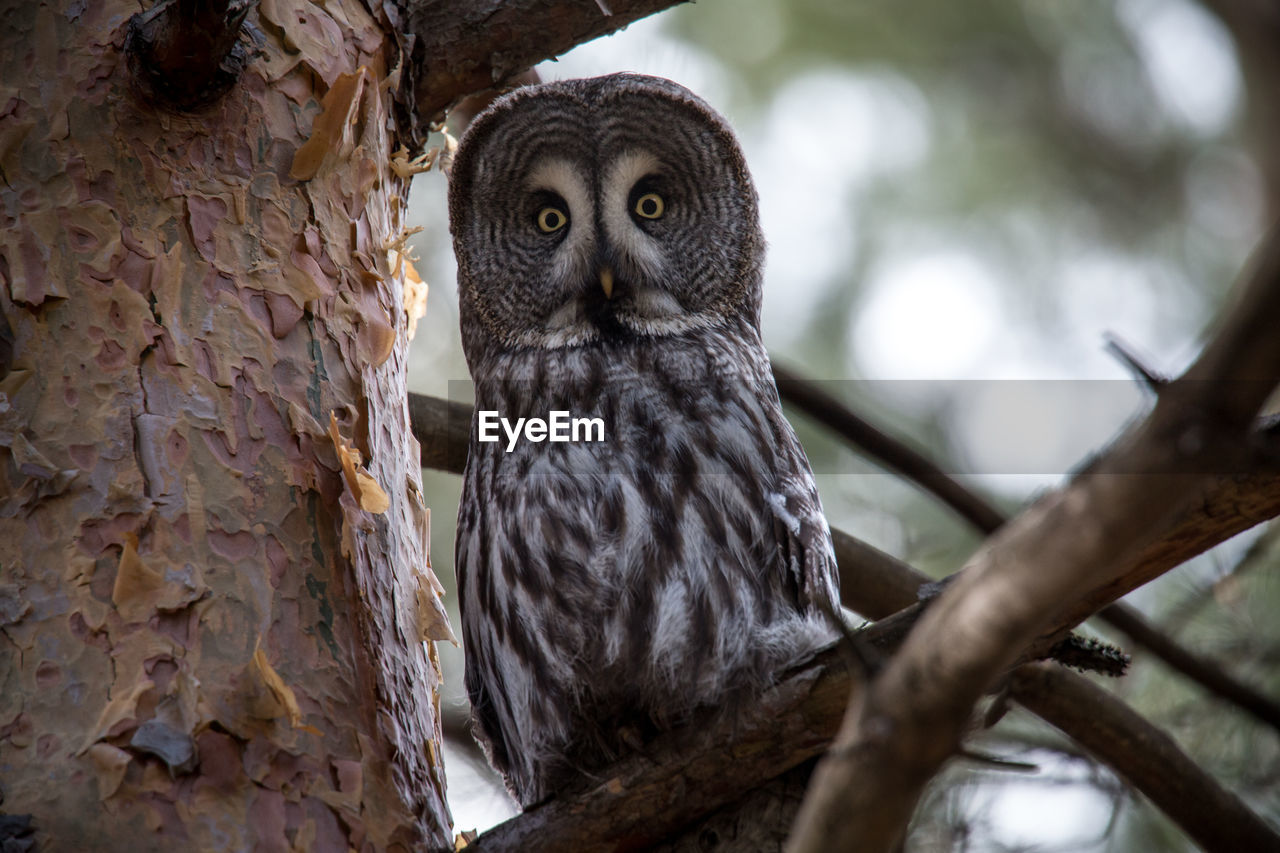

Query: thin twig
[[1098, 603, 1280, 730], [1010, 662, 1280, 853], [1103, 332, 1169, 391], [770, 363, 1006, 534]]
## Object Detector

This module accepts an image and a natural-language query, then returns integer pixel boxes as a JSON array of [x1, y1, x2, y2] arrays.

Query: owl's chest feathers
[[462, 332, 814, 706]]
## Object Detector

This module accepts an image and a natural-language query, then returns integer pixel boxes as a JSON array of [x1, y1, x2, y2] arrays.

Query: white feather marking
[[651, 580, 690, 668], [768, 491, 802, 536], [627, 286, 683, 319], [601, 151, 664, 275], [527, 158, 595, 290], [618, 306, 721, 337]]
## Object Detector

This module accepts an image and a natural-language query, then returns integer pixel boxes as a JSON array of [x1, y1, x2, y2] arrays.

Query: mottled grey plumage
[[448, 73, 840, 806]]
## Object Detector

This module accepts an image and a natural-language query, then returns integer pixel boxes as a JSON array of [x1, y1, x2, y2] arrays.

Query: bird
[[447, 72, 841, 807]]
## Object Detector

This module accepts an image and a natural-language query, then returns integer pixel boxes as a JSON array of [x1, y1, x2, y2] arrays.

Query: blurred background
[[405, 0, 1280, 848]]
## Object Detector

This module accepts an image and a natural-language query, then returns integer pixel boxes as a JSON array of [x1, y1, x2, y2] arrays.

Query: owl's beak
[[599, 268, 615, 300]]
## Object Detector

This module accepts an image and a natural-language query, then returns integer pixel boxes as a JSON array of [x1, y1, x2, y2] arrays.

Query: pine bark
[[0, 1, 452, 849]]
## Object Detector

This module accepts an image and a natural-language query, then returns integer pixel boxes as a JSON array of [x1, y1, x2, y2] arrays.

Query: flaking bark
[[0, 1, 450, 848]]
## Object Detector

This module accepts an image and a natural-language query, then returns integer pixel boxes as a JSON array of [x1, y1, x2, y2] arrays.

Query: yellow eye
[[634, 192, 664, 219], [537, 207, 567, 233]]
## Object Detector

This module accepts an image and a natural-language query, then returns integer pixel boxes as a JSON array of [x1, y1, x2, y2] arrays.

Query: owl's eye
[[537, 207, 568, 233], [634, 193, 664, 220]]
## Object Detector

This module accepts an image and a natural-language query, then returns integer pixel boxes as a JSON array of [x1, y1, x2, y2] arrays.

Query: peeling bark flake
[[0, 0, 450, 846]]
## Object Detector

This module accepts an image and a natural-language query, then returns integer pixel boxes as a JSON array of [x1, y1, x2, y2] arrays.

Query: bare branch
[[785, 228, 1280, 853], [408, 392, 469, 474], [404, 0, 688, 135], [464, 645, 854, 852], [830, 528, 930, 619], [771, 363, 1007, 534], [1010, 663, 1280, 853], [774, 361, 1280, 730]]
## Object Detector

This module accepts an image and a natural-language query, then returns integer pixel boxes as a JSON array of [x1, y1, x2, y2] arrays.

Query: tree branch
[[771, 364, 1007, 534], [409, 392, 1280, 848], [408, 391, 469, 474], [785, 228, 1280, 852], [773, 361, 1280, 734], [404, 0, 688, 136], [407, 365, 1280, 732], [463, 645, 855, 852], [1009, 662, 1280, 852]]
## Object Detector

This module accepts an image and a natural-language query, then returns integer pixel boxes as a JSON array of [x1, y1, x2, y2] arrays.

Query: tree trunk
[[0, 1, 453, 849]]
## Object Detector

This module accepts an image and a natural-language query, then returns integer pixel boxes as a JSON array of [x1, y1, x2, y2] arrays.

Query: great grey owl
[[448, 73, 840, 807]]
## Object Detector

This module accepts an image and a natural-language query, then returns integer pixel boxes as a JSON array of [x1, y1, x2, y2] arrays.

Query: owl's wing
[[767, 451, 842, 617]]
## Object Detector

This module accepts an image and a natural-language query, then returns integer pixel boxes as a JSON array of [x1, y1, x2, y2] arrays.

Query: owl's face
[[448, 74, 764, 358]]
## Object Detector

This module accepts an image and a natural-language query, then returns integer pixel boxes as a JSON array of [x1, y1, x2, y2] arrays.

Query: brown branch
[[409, 393, 1280, 848], [830, 528, 929, 619], [771, 363, 1007, 533], [1197, 0, 1280, 214], [773, 362, 1280, 733], [464, 645, 855, 852], [125, 0, 257, 109], [1010, 663, 1280, 853], [408, 391, 470, 474], [785, 228, 1280, 853], [459, 547, 1280, 851], [404, 0, 689, 134]]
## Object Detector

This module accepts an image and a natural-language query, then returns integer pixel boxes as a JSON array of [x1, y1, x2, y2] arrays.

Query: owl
[[447, 73, 841, 807]]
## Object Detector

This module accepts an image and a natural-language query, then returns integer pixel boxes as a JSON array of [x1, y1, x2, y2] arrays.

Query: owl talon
[[617, 723, 646, 755]]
